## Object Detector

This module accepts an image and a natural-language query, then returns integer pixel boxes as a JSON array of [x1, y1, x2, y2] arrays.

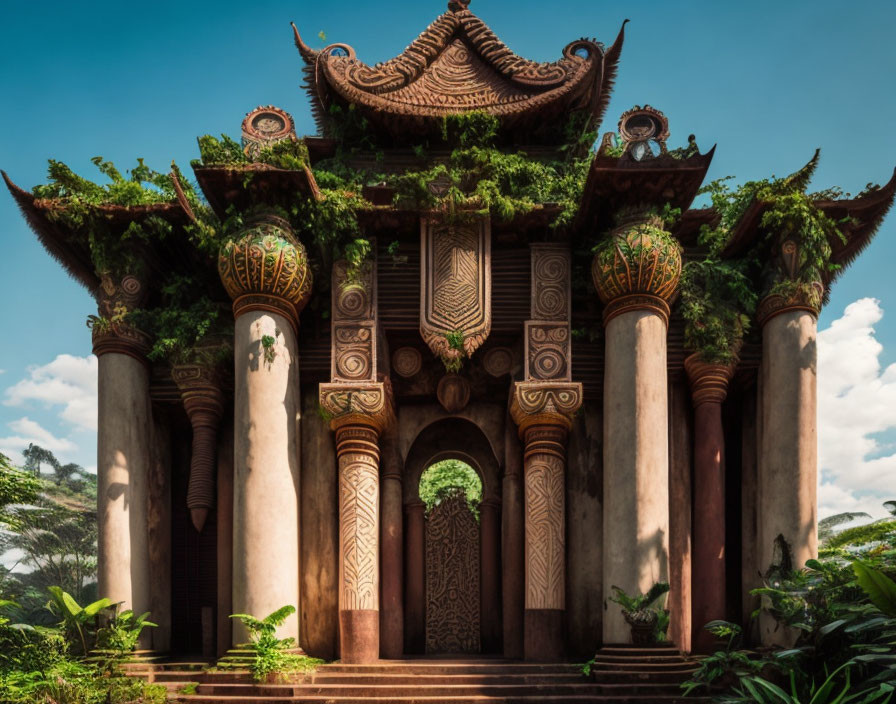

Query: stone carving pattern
[[92, 274, 151, 358], [425, 492, 481, 654], [421, 217, 491, 359], [339, 438, 380, 611], [482, 346, 513, 377], [304, 8, 604, 116], [331, 260, 377, 384], [526, 323, 570, 381], [524, 446, 565, 610], [320, 383, 388, 421], [241, 105, 296, 159], [392, 347, 423, 378], [513, 382, 582, 417], [531, 245, 570, 321]]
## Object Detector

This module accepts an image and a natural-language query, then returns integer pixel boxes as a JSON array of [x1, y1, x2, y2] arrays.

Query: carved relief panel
[[420, 216, 491, 360], [425, 492, 481, 654], [524, 244, 572, 382], [331, 259, 377, 384]]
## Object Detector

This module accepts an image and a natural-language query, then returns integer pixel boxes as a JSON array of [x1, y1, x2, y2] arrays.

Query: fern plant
[[229, 605, 322, 681]]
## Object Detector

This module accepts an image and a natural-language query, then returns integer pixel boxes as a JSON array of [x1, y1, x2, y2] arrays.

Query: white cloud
[[4, 354, 98, 432], [818, 298, 896, 520], [0, 416, 77, 461]]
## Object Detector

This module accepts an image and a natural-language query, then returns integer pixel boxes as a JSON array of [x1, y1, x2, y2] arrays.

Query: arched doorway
[[420, 460, 482, 654], [403, 418, 503, 655]]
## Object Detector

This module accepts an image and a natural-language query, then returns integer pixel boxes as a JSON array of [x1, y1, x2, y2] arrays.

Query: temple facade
[[6, 0, 895, 665]]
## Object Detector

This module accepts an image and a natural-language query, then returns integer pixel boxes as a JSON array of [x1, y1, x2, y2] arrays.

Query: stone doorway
[[422, 462, 483, 654], [402, 417, 504, 655]]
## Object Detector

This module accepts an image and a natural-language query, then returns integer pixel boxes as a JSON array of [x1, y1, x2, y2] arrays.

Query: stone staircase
[[125, 645, 707, 703]]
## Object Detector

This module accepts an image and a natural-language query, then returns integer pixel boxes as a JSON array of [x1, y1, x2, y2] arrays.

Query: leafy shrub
[[230, 605, 323, 681]]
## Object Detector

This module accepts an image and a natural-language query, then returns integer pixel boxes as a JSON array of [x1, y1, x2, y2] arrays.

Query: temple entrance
[[403, 417, 504, 656], [421, 461, 483, 654]]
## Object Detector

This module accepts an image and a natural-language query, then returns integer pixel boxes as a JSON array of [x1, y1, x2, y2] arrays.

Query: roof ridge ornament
[[448, 0, 470, 12]]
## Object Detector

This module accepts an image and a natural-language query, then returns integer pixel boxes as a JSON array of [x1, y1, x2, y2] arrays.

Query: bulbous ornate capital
[[683, 353, 736, 407], [510, 381, 583, 436], [756, 283, 822, 327], [217, 215, 312, 328], [591, 218, 683, 326]]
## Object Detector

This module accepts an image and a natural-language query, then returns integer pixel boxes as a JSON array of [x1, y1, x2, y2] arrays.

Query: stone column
[[404, 501, 426, 654], [511, 383, 582, 661], [592, 216, 682, 643], [501, 415, 524, 659], [757, 289, 819, 645], [380, 428, 404, 659], [92, 274, 152, 630], [684, 354, 735, 653], [320, 384, 394, 663], [479, 497, 501, 653], [218, 214, 312, 643]]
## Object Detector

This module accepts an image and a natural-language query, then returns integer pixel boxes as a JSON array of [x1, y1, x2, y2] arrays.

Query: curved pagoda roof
[[293, 0, 625, 145]]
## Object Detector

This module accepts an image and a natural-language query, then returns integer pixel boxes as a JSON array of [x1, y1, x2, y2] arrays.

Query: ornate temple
[[5, 0, 895, 671]]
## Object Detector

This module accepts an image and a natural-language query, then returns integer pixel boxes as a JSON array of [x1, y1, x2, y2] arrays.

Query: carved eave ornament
[[293, 3, 626, 145]]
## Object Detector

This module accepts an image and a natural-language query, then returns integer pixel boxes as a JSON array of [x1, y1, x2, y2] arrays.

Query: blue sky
[[0, 0, 894, 517]]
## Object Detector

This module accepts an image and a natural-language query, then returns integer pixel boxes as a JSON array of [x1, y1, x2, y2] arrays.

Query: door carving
[[425, 491, 481, 653]]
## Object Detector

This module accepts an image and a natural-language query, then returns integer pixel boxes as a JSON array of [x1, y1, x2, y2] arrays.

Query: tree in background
[[418, 459, 483, 517], [0, 446, 97, 617]]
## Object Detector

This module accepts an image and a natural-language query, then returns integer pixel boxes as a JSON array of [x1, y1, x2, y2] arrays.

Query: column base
[[524, 609, 564, 661], [340, 609, 379, 663]]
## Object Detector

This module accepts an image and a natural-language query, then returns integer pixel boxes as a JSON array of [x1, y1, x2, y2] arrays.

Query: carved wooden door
[[425, 492, 481, 654]]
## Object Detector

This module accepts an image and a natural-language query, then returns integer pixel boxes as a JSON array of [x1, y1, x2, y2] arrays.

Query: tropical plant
[[229, 605, 322, 681], [45, 587, 111, 656], [681, 621, 762, 695], [608, 582, 670, 644]]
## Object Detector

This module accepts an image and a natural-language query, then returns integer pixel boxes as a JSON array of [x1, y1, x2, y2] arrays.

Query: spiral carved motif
[[334, 325, 374, 382], [591, 221, 682, 326], [526, 323, 570, 381], [218, 219, 312, 325], [482, 346, 513, 377], [531, 245, 570, 321], [392, 347, 423, 378]]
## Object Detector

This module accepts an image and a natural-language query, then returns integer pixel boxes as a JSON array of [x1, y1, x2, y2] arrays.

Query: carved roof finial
[[448, 0, 470, 12]]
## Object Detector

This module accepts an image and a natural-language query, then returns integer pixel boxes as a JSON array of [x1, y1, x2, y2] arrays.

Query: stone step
[[191, 682, 685, 697], [304, 673, 588, 685], [590, 661, 697, 673], [317, 663, 585, 675], [168, 696, 708, 704], [591, 653, 688, 663]]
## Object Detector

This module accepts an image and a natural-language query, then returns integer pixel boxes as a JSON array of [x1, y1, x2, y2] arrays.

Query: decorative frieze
[[217, 214, 312, 325], [420, 216, 491, 364]]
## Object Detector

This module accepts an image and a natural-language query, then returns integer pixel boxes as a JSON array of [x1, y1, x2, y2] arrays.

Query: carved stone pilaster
[[217, 214, 312, 326], [530, 244, 571, 321], [172, 363, 226, 533], [319, 380, 394, 663], [509, 381, 581, 660], [420, 215, 491, 365], [91, 273, 151, 361], [331, 259, 377, 383], [591, 216, 682, 326]]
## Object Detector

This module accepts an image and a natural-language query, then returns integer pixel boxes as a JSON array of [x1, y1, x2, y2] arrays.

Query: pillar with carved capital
[[757, 284, 819, 645], [592, 215, 682, 643], [511, 382, 582, 661], [93, 274, 153, 633], [684, 354, 735, 652], [218, 214, 312, 644], [320, 383, 393, 663], [172, 350, 228, 533]]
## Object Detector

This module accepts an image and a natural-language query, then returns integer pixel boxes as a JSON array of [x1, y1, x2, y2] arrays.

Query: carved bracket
[[320, 381, 395, 433], [510, 381, 583, 435]]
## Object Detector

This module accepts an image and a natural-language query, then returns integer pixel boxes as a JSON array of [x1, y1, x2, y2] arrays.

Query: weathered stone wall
[[565, 402, 603, 658], [300, 385, 339, 659]]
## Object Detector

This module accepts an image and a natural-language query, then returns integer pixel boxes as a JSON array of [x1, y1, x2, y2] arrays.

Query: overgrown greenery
[[0, 589, 164, 704], [680, 257, 756, 364], [418, 459, 483, 517], [684, 531, 896, 701], [607, 582, 671, 644], [229, 606, 323, 682]]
